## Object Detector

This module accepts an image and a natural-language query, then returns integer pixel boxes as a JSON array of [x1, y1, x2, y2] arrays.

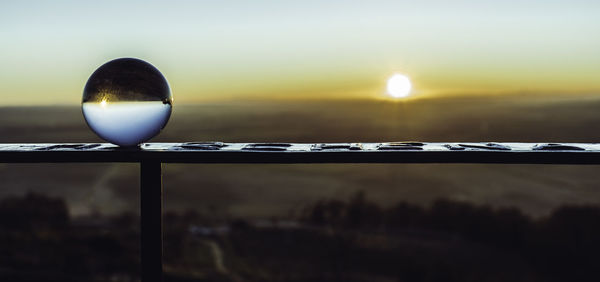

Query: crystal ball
[[82, 58, 173, 147]]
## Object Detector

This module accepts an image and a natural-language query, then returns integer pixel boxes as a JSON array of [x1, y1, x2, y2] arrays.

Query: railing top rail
[[1, 142, 600, 164]]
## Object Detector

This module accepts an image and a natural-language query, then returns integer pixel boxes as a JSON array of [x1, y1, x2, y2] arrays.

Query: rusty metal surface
[[1, 142, 600, 164]]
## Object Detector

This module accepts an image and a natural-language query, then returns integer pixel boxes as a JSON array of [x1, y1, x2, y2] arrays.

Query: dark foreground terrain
[[1, 192, 599, 282]]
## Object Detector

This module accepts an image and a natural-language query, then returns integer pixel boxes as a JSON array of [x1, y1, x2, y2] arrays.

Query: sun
[[386, 74, 412, 98]]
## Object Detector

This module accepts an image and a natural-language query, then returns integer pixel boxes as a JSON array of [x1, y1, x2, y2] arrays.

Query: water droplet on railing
[[458, 143, 511, 150], [532, 143, 585, 151], [311, 143, 363, 151], [377, 142, 423, 150], [177, 142, 227, 150], [243, 143, 292, 151]]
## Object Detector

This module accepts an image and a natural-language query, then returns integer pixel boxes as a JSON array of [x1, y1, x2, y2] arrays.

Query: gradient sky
[[1, 0, 599, 105]]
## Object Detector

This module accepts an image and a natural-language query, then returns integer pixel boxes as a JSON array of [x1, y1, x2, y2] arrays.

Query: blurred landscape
[[2, 94, 600, 218], [2, 94, 600, 281]]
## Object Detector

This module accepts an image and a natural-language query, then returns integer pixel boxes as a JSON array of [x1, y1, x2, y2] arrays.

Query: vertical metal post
[[140, 161, 163, 282]]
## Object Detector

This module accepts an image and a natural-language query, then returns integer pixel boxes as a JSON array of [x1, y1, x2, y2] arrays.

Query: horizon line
[[1, 90, 599, 107]]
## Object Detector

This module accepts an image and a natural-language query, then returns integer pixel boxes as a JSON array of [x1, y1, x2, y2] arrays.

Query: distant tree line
[[302, 191, 600, 282]]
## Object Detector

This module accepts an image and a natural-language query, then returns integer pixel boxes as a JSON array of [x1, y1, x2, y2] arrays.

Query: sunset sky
[[1, 0, 599, 105]]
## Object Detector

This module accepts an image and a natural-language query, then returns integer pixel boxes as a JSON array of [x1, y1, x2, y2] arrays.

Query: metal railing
[[1, 141, 599, 281]]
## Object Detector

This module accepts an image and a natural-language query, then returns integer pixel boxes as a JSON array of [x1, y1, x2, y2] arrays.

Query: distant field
[[1, 94, 600, 218]]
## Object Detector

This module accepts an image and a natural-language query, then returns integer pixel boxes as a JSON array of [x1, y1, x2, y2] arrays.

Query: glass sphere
[[82, 58, 173, 147]]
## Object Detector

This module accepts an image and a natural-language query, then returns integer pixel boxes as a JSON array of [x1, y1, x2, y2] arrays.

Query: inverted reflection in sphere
[[82, 58, 173, 146]]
